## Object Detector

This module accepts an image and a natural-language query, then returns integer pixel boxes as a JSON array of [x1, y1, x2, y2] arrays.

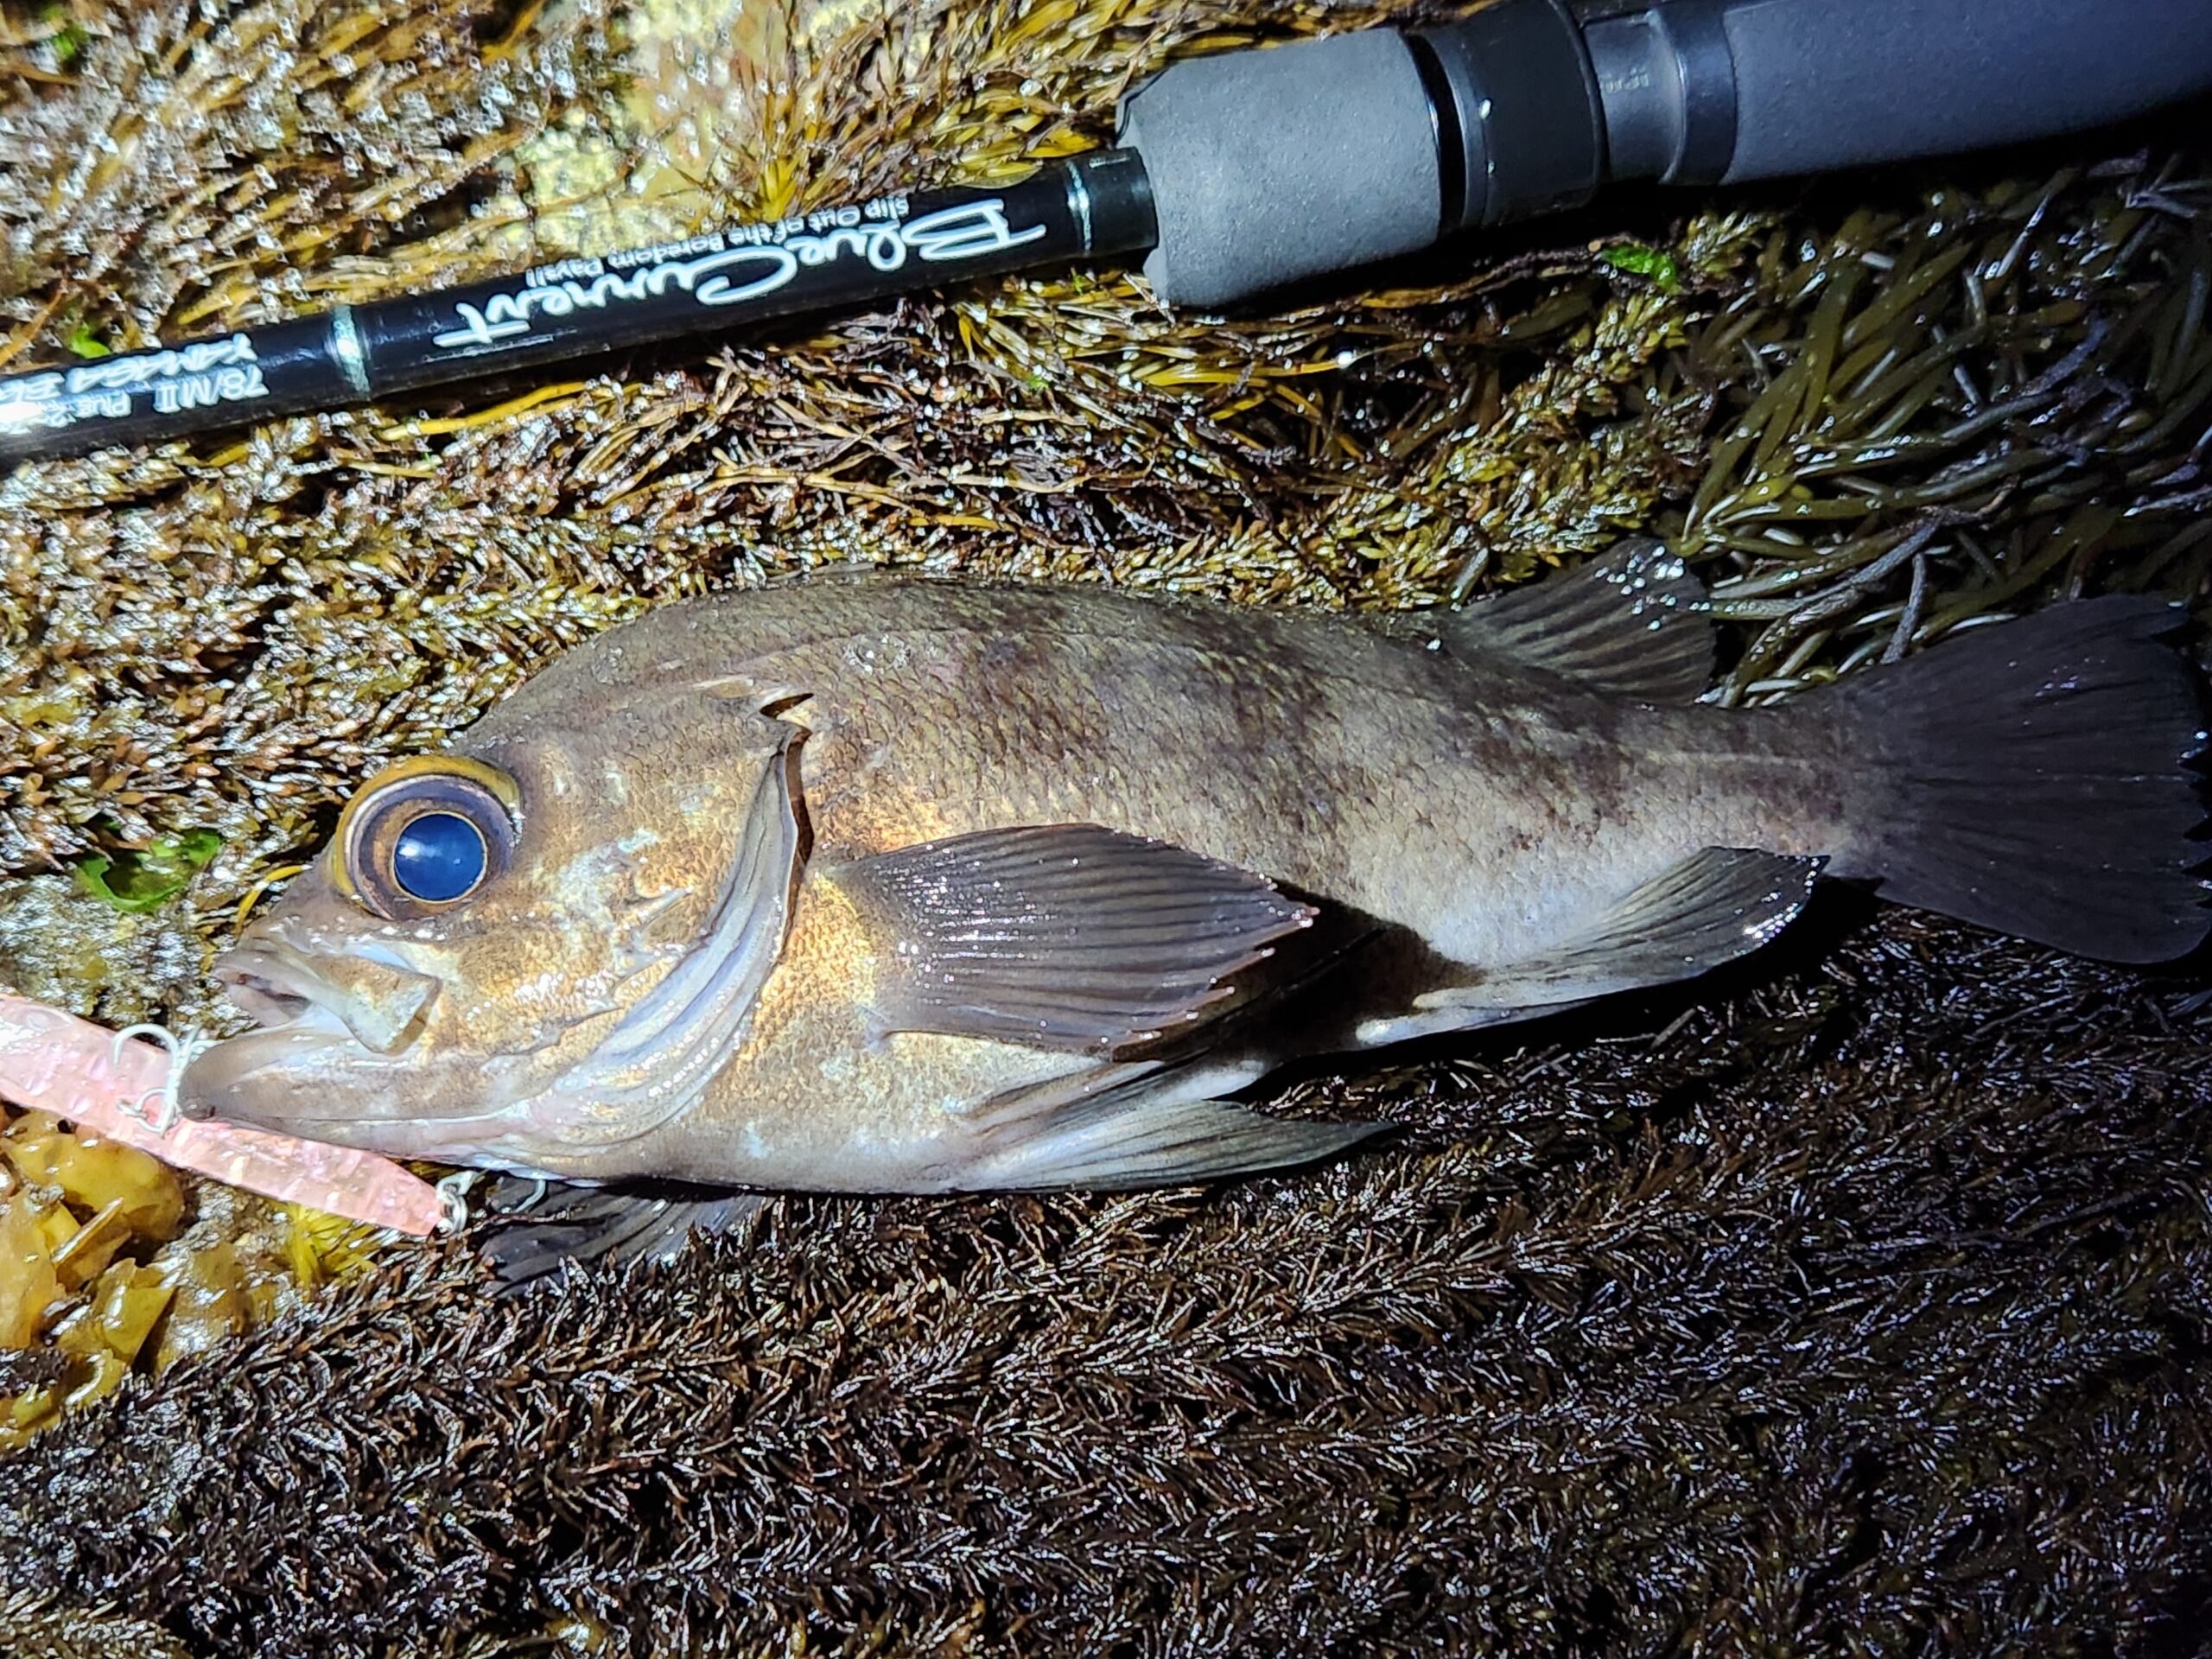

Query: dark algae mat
[[2, 0, 2210, 1653], [7, 912, 2212, 1655]]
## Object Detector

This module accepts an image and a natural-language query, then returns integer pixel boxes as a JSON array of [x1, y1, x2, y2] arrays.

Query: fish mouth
[[211, 941, 440, 1056], [216, 945, 355, 1035], [181, 942, 443, 1130], [178, 956, 353, 1128], [217, 950, 327, 1029]]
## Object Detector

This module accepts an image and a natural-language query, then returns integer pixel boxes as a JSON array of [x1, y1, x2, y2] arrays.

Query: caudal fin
[[1827, 595, 2209, 963]]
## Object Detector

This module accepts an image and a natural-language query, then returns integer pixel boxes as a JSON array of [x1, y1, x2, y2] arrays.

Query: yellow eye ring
[[331, 756, 521, 920]]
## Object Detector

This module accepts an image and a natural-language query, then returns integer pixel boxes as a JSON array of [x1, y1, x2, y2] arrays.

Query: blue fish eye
[[390, 810, 489, 904]]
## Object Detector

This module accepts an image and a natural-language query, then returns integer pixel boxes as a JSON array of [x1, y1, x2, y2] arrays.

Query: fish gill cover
[[0, 0, 2208, 1654]]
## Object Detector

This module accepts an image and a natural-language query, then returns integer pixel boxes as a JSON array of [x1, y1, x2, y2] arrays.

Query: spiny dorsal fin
[[1357, 847, 1821, 1046], [1439, 540, 1715, 702], [832, 823, 1315, 1054]]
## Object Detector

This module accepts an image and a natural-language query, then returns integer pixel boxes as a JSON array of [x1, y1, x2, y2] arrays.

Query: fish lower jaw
[[176, 1020, 354, 1116]]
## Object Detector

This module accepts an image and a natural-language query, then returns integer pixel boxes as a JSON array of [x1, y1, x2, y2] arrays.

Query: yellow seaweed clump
[[0, 1187, 62, 1351], [0, 1108, 286, 1446], [0, 1110, 185, 1441], [4, 1110, 185, 1237]]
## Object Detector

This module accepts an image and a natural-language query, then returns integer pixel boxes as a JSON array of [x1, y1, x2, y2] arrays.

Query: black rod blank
[[0, 150, 1155, 466]]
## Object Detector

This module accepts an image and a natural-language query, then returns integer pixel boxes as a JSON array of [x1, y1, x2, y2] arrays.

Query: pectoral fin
[[833, 823, 1315, 1053], [1439, 539, 1715, 702], [1359, 847, 1822, 1045]]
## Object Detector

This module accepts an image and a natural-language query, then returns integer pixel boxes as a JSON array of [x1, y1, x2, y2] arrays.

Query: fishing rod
[[4, 0, 2209, 465]]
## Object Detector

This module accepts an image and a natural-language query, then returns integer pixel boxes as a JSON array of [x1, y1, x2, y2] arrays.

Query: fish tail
[[1822, 595, 2209, 963]]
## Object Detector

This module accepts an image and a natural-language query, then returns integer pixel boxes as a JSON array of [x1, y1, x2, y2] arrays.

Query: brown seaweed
[[3, 911, 2210, 1656]]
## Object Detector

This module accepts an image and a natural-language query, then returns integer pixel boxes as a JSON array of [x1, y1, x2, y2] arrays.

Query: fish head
[[181, 686, 806, 1177]]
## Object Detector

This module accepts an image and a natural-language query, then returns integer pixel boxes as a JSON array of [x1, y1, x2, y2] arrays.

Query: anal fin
[[1358, 847, 1822, 1046]]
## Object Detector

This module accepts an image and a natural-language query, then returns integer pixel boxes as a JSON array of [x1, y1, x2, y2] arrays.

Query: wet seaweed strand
[[1675, 161, 2212, 701]]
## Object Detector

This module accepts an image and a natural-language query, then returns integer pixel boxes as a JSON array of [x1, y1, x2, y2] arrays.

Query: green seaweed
[[1598, 241, 1683, 291], [70, 830, 220, 914]]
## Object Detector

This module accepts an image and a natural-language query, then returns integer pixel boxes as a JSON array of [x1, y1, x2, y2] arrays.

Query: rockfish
[[181, 554, 2208, 1209]]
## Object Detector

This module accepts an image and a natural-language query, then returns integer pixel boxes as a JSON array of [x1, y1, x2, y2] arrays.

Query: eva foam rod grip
[[1624, 0, 2212, 186], [1115, 29, 1443, 310], [1119, 0, 2212, 308]]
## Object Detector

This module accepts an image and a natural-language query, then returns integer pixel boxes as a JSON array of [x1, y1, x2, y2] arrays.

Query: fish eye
[[391, 812, 487, 903], [331, 756, 520, 921]]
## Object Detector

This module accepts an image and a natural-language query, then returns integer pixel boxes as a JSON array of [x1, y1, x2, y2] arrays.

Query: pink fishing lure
[[0, 992, 445, 1236]]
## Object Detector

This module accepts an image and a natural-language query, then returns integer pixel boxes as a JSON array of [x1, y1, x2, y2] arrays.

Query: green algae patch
[[1599, 241, 1684, 291], [71, 830, 221, 915]]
